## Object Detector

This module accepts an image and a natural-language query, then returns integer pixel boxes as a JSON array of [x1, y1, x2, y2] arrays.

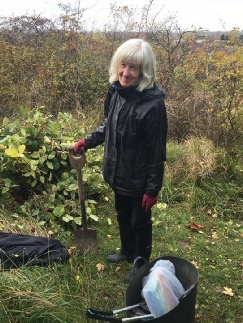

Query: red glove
[[142, 194, 158, 212], [73, 139, 87, 153]]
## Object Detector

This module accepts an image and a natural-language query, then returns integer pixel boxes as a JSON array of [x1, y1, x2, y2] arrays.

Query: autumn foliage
[[0, 6, 242, 323], [0, 8, 242, 150]]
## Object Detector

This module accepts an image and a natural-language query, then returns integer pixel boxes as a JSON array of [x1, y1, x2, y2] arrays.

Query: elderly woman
[[73, 38, 167, 282]]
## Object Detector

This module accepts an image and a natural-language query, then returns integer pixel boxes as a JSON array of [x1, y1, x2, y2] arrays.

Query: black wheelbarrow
[[87, 256, 199, 322]]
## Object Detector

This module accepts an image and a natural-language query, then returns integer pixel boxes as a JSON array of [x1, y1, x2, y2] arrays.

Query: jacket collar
[[112, 81, 166, 102]]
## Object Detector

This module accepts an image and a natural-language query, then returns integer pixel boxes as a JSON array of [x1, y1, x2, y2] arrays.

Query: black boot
[[124, 230, 152, 283], [107, 223, 136, 263], [135, 230, 152, 262]]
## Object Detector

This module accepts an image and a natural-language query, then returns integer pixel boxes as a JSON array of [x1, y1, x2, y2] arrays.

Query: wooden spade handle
[[68, 148, 87, 230], [68, 148, 86, 170], [77, 168, 88, 231]]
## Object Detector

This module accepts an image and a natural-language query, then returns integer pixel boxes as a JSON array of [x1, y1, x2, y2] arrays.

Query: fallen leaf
[[115, 266, 120, 272], [212, 231, 218, 239], [177, 240, 191, 248], [156, 202, 168, 210], [215, 286, 223, 293], [186, 222, 202, 231], [191, 260, 199, 269], [68, 246, 76, 255], [96, 263, 105, 272], [222, 287, 234, 296]]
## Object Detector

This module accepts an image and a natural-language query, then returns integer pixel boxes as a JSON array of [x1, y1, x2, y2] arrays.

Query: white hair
[[109, 38, 156, 91]]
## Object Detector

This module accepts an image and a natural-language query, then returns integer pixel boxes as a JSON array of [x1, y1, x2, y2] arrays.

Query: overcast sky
[[0, 0, 242, 31]]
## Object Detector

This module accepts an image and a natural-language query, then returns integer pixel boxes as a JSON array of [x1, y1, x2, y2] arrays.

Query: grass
[[0, 139, 242, 323], [1, 188, 242, 323]]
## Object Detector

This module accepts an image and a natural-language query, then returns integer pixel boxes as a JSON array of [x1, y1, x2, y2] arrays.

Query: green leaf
[[48, 152, 56, 159], [61, 152, 67, 160], [31, 180, 37, 187], [4, 178, 12, 185], [39, 156, 46, 164], [44, 136, 51, 144], [51, 184, 57, 192], [0, 135, 10, 144], [74, 217, 81, 225], [12, 134, 20, 141], [23, 171, 36, 178], [89, 214, 99, 221], [87, 199, 97, 204], [5, 147, 19, 157], [62, 215, 74, 222], [5, 145, 26, 158], [30, 160, 38, 171], [20, 128, 26, 136], [82, 174, 88, 181], [53, 205, 65, 217], [3, 117, 9, 126], [47, 161, 54, 169], [68, 183, 78, 191], [31, 151, 40, 158], [18, 144, 26, 154], [38, 221, 46, 226]]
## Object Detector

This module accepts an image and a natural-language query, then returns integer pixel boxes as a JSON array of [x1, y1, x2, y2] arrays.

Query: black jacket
[[85, 82, 167, 197]]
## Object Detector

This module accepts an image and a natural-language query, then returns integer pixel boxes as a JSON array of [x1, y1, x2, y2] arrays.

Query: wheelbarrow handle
[[87, 308, 154, 322], [87, 308, 114, 316], [87, 304, 140, 317], [87, 309, 121, 322]]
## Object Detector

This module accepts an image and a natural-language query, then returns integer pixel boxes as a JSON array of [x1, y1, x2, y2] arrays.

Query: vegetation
[[0, 137, 242, 322], [0, 1, 242, 322]]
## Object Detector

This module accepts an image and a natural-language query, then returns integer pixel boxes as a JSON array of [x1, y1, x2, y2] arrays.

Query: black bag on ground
[[0, 231, 70, 270]]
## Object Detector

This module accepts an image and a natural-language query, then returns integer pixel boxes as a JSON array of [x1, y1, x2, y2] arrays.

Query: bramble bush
[[0, 107, 108, 229]]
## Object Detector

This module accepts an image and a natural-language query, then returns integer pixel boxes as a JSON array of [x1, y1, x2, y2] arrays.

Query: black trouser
[[115, 193, 153, 261]]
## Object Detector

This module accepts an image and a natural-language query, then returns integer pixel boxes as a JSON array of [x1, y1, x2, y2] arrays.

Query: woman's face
[[118, 62, 141, 88]]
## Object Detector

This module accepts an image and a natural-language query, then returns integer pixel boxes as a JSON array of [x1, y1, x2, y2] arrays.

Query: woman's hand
[[73, 139, 87, 153], [142, 194, 158, 212]]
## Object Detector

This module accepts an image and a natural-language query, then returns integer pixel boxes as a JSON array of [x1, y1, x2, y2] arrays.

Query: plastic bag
[[141, 260, 185, 318]]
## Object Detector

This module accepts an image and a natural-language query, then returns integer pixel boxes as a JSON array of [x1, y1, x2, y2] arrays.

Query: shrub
[[0, 107, 108, 229]]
